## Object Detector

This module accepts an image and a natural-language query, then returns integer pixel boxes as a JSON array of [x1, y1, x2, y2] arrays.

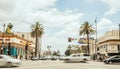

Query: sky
[[0, 0, 120, 54]]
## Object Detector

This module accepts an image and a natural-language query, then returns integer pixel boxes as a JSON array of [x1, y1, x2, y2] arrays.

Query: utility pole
[[118, 24, 120, 53], [95, 18, 98, 60], [1, 24, 5, 54], [25, 43, 28, 60], [119, 24, 120, 41]]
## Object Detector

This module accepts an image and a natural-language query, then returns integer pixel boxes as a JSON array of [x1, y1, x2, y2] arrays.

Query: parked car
[[51, 56, 58, 60], [0, 55, 21, 67], [63, 53, 90, 63], [31, 57, 39, 61], [59, 56, 66, 60], [39, 57, 47, 60], [103, 55, 120, 64]]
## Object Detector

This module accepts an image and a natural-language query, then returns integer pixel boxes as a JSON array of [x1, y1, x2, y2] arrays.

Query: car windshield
[[109, 56, 119, 59]]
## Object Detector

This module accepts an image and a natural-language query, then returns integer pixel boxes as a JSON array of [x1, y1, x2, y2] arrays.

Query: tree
[[30, 22, 44, 57], [73, 45, 81, 53], [79, 21, 95, 55], [52, 51, 58, 56], [65, 50, 71, 56], [65, 45, 72, 56]]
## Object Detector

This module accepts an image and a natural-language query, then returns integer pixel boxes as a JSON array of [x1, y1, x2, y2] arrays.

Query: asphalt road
[[0, 60, 120, 69]]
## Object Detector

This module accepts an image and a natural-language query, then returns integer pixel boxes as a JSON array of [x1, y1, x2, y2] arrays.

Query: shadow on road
[[64, 61, 88, 63], [0, 66, 19, 68], [104, 63, 120, 65]]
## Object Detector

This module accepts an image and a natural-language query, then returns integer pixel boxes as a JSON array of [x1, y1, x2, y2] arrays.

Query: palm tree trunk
[[87, 34, 90, 55], [38, 37, 42, 58]]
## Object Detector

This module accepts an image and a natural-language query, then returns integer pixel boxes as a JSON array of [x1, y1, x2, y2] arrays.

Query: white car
[[63, 53, 91, 63], [0, 55, 21, 67]]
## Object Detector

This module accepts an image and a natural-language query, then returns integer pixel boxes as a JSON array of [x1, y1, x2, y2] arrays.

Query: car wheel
[[105, 61, 109, 64], [83, 59, 87, 61], [6, 62, 12, 67]]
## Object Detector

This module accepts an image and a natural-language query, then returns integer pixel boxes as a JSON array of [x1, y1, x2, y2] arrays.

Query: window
[[114, 56, 119, 58]]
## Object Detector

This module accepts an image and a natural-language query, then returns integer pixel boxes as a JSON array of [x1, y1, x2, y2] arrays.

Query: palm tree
[[79, 21, 95, 55], [30, 22, 44, 57]]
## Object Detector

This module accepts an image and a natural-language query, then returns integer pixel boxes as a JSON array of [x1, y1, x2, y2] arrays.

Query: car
[[59, 56, 66, 60], [0, 55, 21, 67], [39, 57, 47, 60], [31, 57, 39, 61], [63, 53, 90, 63], [103, 55, 120, 64]]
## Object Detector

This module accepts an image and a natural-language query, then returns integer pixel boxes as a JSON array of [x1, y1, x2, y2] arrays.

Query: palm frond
[[79, 21, 95, 36], [30, 21, 44, 38]]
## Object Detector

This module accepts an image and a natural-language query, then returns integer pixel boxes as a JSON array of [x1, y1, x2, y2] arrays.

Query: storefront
[[0, 33, 35, 59]]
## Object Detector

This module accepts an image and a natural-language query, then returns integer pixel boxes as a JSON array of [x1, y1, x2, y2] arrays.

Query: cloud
[[0, 0, 57, 24], [101, 0, 120, 16], [0, 0, 84, 54], [97, 18, 117, 37], [42, 23, 81, 54]]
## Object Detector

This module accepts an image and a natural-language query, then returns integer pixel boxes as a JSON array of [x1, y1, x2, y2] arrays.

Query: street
[[0, 60, 120, 69]]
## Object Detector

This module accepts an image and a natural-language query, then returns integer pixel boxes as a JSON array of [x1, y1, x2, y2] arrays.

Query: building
[[14, 32, 35, 43], [14, 32, 43, 56], [0, 32, 35, 59], [97, 30, 120, 57], [67, 37, 95, 55]]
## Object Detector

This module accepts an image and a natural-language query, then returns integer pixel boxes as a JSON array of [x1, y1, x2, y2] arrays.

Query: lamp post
[[119, 24, 120, 41], [118, 24, 120, 53], [95, 18, 98, 60], [47, 45, 51, 55], [25, 43, 28, 60], [1, 24, 5, 54]]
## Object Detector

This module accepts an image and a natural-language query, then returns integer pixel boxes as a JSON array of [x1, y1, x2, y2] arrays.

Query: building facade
[[97, 30, 120, 57], [14, 32, 41, 56], [14, 32, 35, 43], [0, 32, 35, 59], [67, 37, 95, 55]]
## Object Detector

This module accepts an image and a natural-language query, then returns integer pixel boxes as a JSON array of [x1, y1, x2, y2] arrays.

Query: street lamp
[[47, 45, 51, 55], [119, 24, 120, 41], [118, 24, 120, 53], [0, 23, 5, 54], [95, 18, 98, 60]]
